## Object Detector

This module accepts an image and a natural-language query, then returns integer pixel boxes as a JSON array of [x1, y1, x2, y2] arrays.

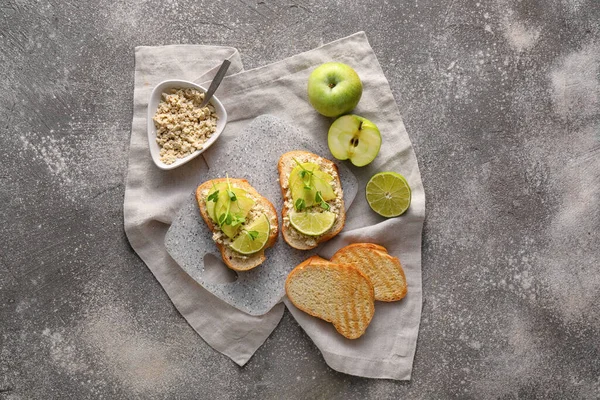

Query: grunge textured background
[[1, 0, 599, 398]]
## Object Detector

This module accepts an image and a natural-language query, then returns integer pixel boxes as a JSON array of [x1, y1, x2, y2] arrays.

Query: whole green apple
[[307, 62, 363, 117], [328, 114, 381, 167]]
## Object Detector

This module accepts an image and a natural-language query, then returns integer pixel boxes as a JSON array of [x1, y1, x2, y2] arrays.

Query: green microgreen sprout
[[315, 191, 330, 211], [295, 198, 306, 212], [207, 182, 220, 203]]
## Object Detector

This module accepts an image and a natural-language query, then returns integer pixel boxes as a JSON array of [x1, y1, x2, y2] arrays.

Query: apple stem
[[328, 83, 336, 88]]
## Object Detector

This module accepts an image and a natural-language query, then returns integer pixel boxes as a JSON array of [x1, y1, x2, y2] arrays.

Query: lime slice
[[289, 210, 336, 236], [229, 214, 270, 255], [366, 172, 411, 217]]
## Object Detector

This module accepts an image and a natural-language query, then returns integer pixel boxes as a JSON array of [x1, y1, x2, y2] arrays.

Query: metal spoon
[[199, 59, 231, 108]]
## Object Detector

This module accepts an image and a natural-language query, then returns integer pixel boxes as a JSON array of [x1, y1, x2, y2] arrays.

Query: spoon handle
[[200, 59, 231, 108]]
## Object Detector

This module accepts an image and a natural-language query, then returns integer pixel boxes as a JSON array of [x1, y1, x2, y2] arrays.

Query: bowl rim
[[147, 79, 228, 171]]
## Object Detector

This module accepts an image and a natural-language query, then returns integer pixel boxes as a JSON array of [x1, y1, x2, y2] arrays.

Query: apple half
[[328, 115, 382, 167]]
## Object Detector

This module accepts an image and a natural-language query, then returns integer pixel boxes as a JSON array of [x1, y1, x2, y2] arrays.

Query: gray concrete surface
[[1, 0, 599, 398]]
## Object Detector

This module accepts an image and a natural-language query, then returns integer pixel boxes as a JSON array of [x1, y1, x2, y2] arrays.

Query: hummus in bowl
[[147, 80, 227, 170]]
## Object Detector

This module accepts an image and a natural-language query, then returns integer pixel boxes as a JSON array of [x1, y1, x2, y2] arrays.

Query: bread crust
[[347, 243, 387, 252], [278, 151, 346, 250], [195, 178, 278, 271], [285, 256, 375, 339]]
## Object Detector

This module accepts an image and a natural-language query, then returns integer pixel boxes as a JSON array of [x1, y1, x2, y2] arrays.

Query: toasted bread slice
[[278, 151, 346, 250], [330, 243, 407, 302], [349, 243, 387, 252], [285, 256, 375, 339], [196, 178, 278, 272]]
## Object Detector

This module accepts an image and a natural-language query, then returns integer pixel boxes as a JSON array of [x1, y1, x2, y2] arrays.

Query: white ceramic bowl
[[147, 79, 227, 170]]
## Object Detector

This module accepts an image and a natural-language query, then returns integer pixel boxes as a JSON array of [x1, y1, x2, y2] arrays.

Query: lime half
[[229, 213, 270, 255], [366, 172, 411, 217], [289, 210, 336, 236]]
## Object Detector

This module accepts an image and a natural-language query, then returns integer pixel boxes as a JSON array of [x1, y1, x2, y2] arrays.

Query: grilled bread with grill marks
[[285, 255, 375, 339], [330, 243, 407, 302]]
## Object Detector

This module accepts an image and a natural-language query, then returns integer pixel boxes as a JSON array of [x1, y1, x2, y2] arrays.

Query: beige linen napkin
[[124, 32, 425, 379]]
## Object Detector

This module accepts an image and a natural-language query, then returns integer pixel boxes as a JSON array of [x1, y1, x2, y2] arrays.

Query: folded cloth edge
[[124, 43, 286, 367]]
